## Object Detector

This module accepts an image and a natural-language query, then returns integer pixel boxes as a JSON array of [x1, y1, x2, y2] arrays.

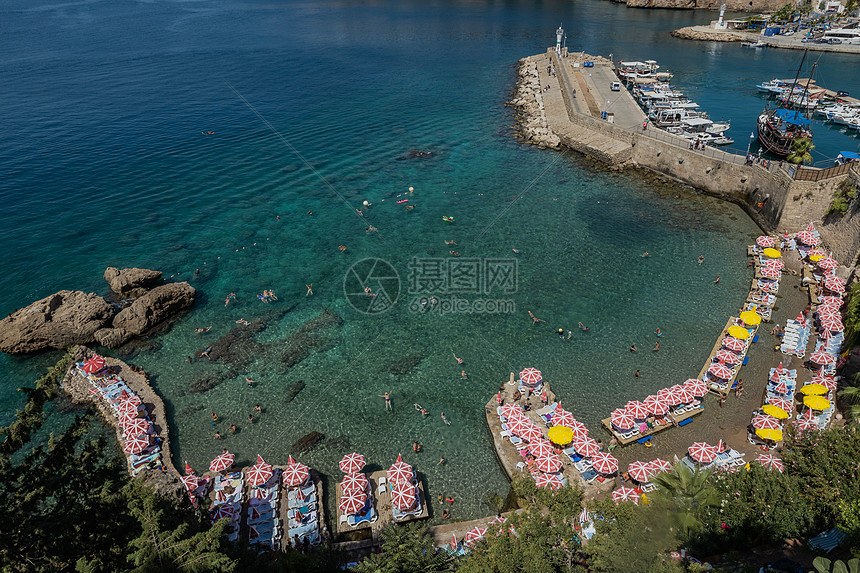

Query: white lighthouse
[[556, 24, 564, 56]]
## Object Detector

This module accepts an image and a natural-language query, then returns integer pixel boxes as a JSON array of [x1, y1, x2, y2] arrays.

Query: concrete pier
[[513, 50, 859, 266]]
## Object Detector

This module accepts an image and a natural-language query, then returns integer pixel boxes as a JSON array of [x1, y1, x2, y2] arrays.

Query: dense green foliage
[[351, 522, 450, 573], [788, 138, 815, 165], [827, 178, 858, 216], [844, 283, 860, 349]]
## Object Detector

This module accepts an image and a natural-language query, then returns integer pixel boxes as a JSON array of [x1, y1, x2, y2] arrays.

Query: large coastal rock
[[617, 0, 783, 11], [93, 327, 134, 349], [104, 267, 163, 297], [112, 282, 196, 335], [0, 291, 116, 354]]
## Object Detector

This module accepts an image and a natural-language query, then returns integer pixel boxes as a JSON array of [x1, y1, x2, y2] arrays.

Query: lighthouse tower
[[556, 24, 564, 56]]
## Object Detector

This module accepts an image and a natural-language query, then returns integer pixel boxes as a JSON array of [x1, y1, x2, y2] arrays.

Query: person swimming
[[512, 248, 521, 254], [441, 412, 451, 425]]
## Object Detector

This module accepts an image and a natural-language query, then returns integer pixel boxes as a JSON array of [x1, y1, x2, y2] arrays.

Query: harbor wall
[[531, 50, 859, 268], [611, 0, 784, 12]]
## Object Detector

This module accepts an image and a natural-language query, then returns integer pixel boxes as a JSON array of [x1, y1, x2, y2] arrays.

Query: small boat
[[741, 41, 767, 48], [835, 151, 860, 165]]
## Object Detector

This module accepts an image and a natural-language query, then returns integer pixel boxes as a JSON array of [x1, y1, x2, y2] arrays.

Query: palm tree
[[650, 462, 720, 535], [839, 384, 860, 424], [787, 137, 815, 165]]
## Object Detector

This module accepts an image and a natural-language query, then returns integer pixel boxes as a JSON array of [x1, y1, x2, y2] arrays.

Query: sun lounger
[[808, 528, 846, 554], [581, 469, 598, 483], [574, 459, 592, 473]]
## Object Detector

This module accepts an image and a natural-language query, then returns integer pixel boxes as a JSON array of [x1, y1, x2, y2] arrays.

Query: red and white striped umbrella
[[519, 425, 545, 443], [209, 451, 234, 472], [500, 403, 524, 418], [121, 418, 151, 438], [820, 296, 844, 308], [82, 354, 106, 374], [536, 454, 563, 473], [794, 417, 818, 432], [820, 317, 844, 332], [574, 436, 600, 458], [708, 362, 733, 380], [767, 396, 793, 412], [339, 452, 366, 473], [627, 460, 653, 483], [715, 349, 740, 363], [644, 394, 669, 416], [817, 306, 842, 320], [612, 486, 640, 504], [796, 230, 819, 245], [649, 458, 672, 475], [529, 440, 556, 458], [180, 474, 200, 492], [465, 526, 488, 547], [283, 455, 310, 486], [752, 414, 782, 430], [684, 379, 708, 398], [507, 417, 532, 435], [611, 408, 634, 430], [184, 461, 195, 475], [755, 453, 784, 472], [551, 409, 577, 427], [811, 375, 838, 391], [568, 419, 589, 437], [688, 442, 717, 464], [764, 259, 785, 270], [808, 248, 826, 258], [772, 380, 789, 395], [756, 236, 775, 247], [760, 267, 781, 279], [723, 336, 746, 352], [824, 275, 846, 293], [625, 400, 649, 420], [519, 367, 542, 385], [534, 472, 564, 490], [818, 257, 838, 270], [116, 399, 142, 416], [341, 472, 368, 494], [800, 407, 816, 420], [387, 457, 414, 485], [210, 504, 235, 521], [806, 222, 816, 231], [656, 387, 673, 399], [390, 481, 417, 511], [123, 434, 149, 454], [669, 384, 694, 405], [338, 490, 367, 515], [246, 463, 273, 487], [810, 350, 836, 365], [591, 451, 618, 475]]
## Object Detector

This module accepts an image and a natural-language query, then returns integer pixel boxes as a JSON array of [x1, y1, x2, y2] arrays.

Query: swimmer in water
[[642, 251, 650, 258], [441, 412, 451, 425], [698, 255, 705, 264], [195, 326, 212, 333], [236, 318, 249, 325], [578, 322, 589, 331], [528, 311, 545, 326], [512, 248, 521, 254], [445, 240, 457, 245]]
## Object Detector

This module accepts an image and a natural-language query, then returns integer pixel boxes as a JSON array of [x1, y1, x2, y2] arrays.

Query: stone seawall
[[512, 50, 859, 271]]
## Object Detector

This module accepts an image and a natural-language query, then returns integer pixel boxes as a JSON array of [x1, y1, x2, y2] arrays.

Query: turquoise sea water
[[1, 0, 858, 522]]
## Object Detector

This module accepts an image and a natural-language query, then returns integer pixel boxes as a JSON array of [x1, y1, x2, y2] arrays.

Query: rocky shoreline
[[0, 267, 195, 354], [671, 26, 750, 42], [508, 59, 562, 150]]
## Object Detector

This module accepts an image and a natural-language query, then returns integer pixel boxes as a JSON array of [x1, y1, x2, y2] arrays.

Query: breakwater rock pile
[[0, 268, 195, 353], [672, 26, 750, 42], [510, 59, 562, 150]]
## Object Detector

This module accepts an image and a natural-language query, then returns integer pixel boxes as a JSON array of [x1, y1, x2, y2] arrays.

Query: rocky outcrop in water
[[280, 309, 342, 367], [112, 282, 196, 335], [0, 291, 116, 353], [510, 60, 562, 149], [194, 319, 267, 366], [398, 149, 434, 160], [389, 354, 424, 375], [93, 327, 134, 349], [284, 380, 306, 403], [671, 26, 749, 42], [104, 267, 163, 297], [291, 431, 324, 454]]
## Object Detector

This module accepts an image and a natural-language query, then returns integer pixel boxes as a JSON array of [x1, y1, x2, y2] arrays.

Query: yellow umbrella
[[809, 254, 822, 262], [761, 404, 789, 419], [799, 383, 828, 396], [547, 425, 574, 445], [756, 428, 783, 442], [727, 325, 750, 340], [763, 248, 782, 258], [804, 395, 830, 411], [739, 311, 761, 326]]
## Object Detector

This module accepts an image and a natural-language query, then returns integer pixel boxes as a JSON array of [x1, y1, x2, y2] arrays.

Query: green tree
[[787, 137, 815, 165], [125, 483, 234, 572], [351, 521, 451, 573], [458, 478, 585, 573], [650, 462, 719, 537], [840, 385, 860, 424]]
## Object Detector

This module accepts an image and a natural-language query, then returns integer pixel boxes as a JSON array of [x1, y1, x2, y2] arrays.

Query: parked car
[[610, 81, 621, 91]]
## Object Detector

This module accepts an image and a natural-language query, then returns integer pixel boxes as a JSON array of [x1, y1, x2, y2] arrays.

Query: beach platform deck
[[600, 403, 705, 446], [485, 376, 614, 498], [62, 351, 176, 476], [278, 470, 325, 549], [702, 316, 757, 398], [373, 470, 429, 530], [335, 478, 374, 535]]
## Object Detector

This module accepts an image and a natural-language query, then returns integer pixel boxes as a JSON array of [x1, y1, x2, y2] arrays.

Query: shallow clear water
[[1, 0, 856, 521]]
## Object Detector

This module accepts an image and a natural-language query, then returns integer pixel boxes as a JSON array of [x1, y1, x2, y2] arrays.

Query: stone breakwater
[[509, 58, 562, 150], [672, 26, 749, 42]]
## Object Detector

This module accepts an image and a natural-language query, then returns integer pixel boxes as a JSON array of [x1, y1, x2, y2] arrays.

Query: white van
[[611, 81, 621, 91]]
